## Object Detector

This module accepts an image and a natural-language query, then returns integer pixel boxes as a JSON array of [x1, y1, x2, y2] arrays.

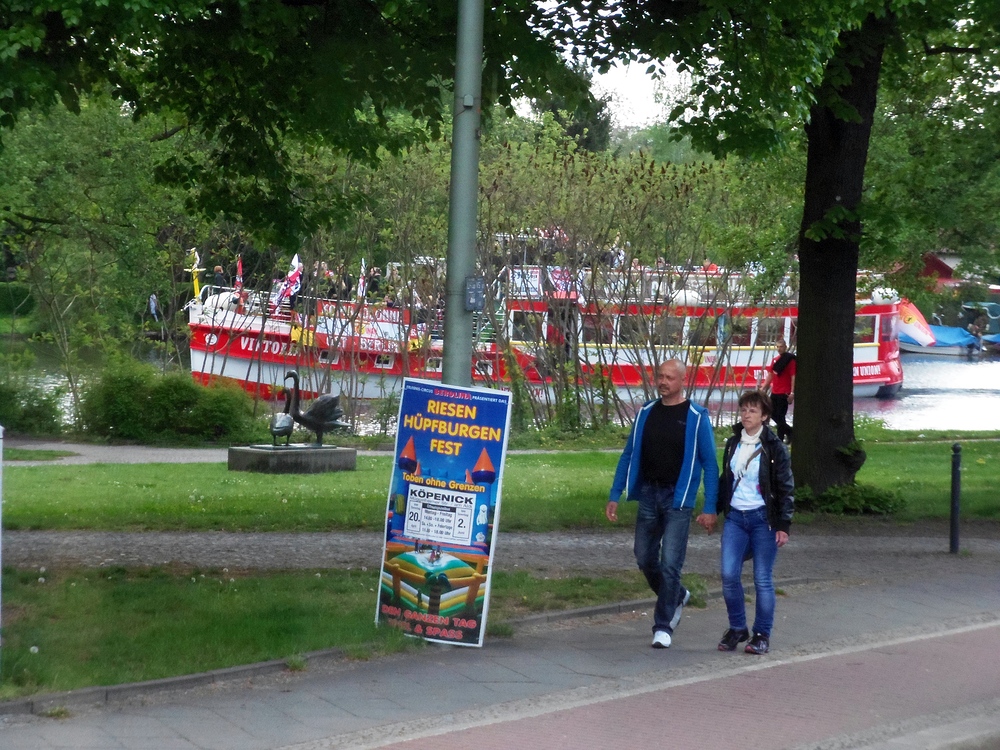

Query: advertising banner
[[376, 379, 511, 647]]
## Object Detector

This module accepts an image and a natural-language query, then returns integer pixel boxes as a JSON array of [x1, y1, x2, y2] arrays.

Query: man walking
[[607, 359, 719, 648], [761, 339, 796, 443]]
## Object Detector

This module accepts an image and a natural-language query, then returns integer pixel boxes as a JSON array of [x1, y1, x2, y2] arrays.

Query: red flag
[[235, 255, 244, 292]]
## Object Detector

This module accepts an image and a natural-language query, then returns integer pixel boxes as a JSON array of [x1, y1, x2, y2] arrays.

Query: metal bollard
[[950, 443, 961, 554]]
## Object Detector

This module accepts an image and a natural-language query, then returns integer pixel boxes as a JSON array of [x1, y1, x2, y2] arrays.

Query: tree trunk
[[793, 13, 893, 494]]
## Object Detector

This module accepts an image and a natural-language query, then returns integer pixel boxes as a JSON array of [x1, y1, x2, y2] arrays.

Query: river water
[[853, 353, 1000, 431]]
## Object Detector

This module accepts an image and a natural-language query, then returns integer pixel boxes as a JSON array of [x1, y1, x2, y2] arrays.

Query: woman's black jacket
[[717, 424, 794, 534]]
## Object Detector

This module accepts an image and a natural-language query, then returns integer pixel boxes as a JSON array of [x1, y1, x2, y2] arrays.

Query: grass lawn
[[1, 453, 622, 532], [0, 565, 664, 700], [4, 439, 999, 532]]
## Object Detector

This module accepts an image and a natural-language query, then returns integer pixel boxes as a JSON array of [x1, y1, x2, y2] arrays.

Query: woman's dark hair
[[738, 390, 772, 420]]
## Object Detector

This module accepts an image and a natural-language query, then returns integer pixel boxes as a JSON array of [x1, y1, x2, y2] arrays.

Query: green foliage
[[0, 380, 63, 435], [188, 382, 257, 442], [0, 282, 34, 315], [80, 361, 255, 443], [0, 1, 579, 246], [796, 482, 906, 516]]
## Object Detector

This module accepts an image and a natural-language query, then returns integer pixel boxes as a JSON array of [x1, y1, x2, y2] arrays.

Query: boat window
[[756, 317, 785, 346], [655, 314, 685, 346], [374, 354, 395, 369], [582, 313, 614, 345], [687, 315, 719, 347], [618, 315, 650, 347], [424, 357, 443, 373], [319, 349, 340, 364], [854, 315, 876, 344], [510, 311, 543, 342], [727, 316, 752, 346], [879, 314, 896, 342]]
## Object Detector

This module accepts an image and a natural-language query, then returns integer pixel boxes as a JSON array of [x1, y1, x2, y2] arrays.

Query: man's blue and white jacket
[[609, 399, 720, 513]]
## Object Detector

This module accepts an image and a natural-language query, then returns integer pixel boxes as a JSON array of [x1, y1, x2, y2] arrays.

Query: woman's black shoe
[[717, 628, 749, 651], [745, 633, 770, 654]]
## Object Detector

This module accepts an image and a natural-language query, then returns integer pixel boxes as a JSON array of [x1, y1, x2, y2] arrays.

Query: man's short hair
[[739, 390, 772, 419]]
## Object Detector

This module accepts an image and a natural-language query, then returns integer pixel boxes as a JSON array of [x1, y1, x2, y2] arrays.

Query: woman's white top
[[730, 428, 766, 511]]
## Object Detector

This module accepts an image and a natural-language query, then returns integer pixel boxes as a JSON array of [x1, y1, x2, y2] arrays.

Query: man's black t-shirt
[[641, 400, 689, 488]]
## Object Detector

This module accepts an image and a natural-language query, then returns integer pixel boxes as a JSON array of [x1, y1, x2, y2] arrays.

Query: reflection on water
[[854, 354, 1000, 431]]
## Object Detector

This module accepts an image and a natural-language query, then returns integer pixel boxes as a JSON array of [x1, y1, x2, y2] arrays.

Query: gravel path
[[6, 437, 1000, 584], [6, 527, 1000, 585]]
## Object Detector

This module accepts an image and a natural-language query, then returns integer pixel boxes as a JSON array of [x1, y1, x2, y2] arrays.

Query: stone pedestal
[[228, 445, 357, 474]]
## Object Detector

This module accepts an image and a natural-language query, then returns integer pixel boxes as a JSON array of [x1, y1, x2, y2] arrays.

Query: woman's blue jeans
[[634, 483, 691, 633], [721, 507, 778, 637]]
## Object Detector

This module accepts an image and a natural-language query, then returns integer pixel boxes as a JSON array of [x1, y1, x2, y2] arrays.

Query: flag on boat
[[188, 248, 205, 297], [276, 254, 302, 303], [234, 255, 243, 292], [357, 258, 367, 300]]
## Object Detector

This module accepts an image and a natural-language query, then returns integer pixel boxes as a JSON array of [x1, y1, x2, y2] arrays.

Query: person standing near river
[[607, 359, 719, 649], [761, 338, 796, 443]]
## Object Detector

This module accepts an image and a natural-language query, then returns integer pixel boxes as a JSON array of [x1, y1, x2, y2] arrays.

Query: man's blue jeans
[[634, 483, 691, 633], [720, 507, 778, 636]]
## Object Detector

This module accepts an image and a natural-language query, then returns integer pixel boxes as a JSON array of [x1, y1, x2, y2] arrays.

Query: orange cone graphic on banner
[[471, 448, 496, 484], [397, 436, 417, 473]]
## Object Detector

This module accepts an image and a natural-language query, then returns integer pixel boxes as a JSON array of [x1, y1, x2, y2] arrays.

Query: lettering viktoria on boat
[[239, 336, 289, 356]]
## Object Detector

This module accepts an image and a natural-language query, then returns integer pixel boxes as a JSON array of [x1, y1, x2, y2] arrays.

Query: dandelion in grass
[[30, 646, 39, 654]]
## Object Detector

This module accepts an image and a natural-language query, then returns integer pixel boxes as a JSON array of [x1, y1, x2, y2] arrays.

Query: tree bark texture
[[793, 13, 893, 494]]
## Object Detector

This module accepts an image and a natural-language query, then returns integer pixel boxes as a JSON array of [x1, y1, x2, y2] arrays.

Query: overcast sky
[[592, 61, 684, 129]]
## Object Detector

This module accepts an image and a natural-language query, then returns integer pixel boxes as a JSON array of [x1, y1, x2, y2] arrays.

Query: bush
[[0, 381, 63, 435], [188, 382, 256, 441], [0, 282, 34, 315], [796, 482, 906, 515], [81, 361, 257, 444], [146, 373, 203, 438], [80, 360, 156, 440]]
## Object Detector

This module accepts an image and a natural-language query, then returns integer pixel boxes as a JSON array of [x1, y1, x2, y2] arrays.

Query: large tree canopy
[[1, 0, 586, 244], [556, 0, 1000, 491]]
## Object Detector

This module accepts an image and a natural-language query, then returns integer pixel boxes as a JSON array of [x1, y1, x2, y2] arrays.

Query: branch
[[2, 209, 66, 229], [149, 125, 185, 142], [923, 40, 981, 55]]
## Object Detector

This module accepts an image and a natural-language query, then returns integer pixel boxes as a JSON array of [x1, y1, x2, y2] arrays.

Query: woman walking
[[699, 390, 794, 654]]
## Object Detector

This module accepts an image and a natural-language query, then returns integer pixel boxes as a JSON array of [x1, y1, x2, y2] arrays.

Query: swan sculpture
[[269, 387, 295, 446], [284, 370, 349, 445]]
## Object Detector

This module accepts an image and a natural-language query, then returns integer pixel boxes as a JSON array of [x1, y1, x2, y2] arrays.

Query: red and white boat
[[187, 264, 903, 402]]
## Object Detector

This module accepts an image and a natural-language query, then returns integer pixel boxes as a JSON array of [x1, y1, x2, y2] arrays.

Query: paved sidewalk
[[2, 565, 999, 750]]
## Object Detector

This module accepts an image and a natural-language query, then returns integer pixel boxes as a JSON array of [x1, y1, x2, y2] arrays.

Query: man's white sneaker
[[652, 630, 671, 649], [669, 588, 691, 631]]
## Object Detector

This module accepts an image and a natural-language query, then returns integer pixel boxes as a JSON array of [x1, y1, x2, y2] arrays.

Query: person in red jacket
[[761, 339, 795, 443]]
